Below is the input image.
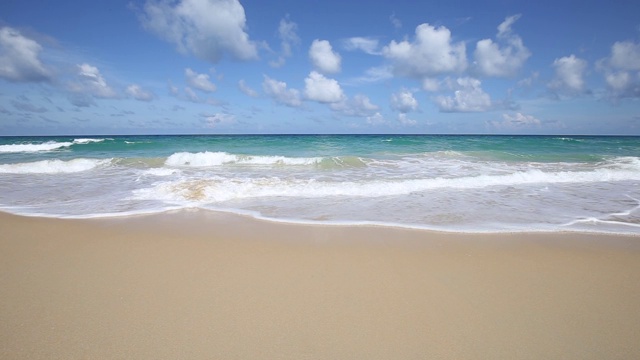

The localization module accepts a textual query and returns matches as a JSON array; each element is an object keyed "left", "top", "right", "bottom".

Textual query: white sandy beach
[{"left": 1, "top": 210, "right": 639, "bottom": 359}]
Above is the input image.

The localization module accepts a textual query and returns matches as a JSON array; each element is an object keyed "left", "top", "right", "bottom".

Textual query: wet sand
[{"left": 1, "top": 210, "right": 639, "bottom": 359}]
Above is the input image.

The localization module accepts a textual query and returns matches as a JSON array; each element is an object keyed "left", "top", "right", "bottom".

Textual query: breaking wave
[
  {"left": 0, "top": 138, "right": 108, "bottom": 153},
  {"left": 133, "top": 164, "right": 640, "bottom": 203},
  {"left": 0, "top": 158, "right": 111, "bottom": 174}
]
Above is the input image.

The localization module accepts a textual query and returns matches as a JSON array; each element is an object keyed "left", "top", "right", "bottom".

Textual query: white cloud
[
  {"left": 70, "top": 63, "right": 117, "bottom": 99},
  {"left": 435, "top": 77, "right": 492, "bottom": 112},
  {"left": 185, "top": 68, "right": 216, "bottom": 92},
  {"left": 262, "top": 75, "right": 302, "bottom": 107},
  {"left": 549, "top": 55, "right": 587, "bottom": 93},
  {"left": 605, "top": 71, "right": 631, "bottom": 91},
  {"left": 238, "top": 79, "right": 258, "bottom": 97},
  {"left": 598, "top": 40, "right": 640, "bottom": 100},
  {"left": 422, "top": 78, "right": 440, "bottom": 92},
  {"left": 309, "top": 39, "right": 341, "bottom": 74},
  {"left": 184, "top": 86, "right": 199, "bottom": 102},
  {"left": 474, "top": 15, "right": 530, "bottom": 77},
  {"left": 383, "top": 23, "right": 467, "bottom": 78},
  {"left": 352, "top": 65, "right": 393, "bottom": 84},
  {"left": 517, "top": 71, "right": 539, "bottom": 88},
  {"left": 139, "top": 0, "right": 257, "bottom": 63},
  {"left": 367, "top": 112, "right": 386, "bottom": 125},
  {"left": 330, "top": 94, "right": 379, "bottom": 117},
  {"left": 489, "top": 112, "right": 541, "bottom": 129},
  {"left": 0, "top": 26, "right": 51, "bottom": 82},
  {"left": 497, "top": 15, "right": 519, "bottom": 38},
  {"left": 397, "top": 113, "right": 417, "bottom": 126},
  {"left": 343, "top": 37, "right": 380, "bottom": 55},
  {"left": 304, "top": 71, "right": 345, "bottom": 103},
  {"left": 390, "top": 89, "right": 418, "bottom": 113},
  {"left": 270, "top": 15, "right": 299, "bottom": 67},
  {"left": 609, "top": 41, "right": 640, "bottom": 71},
  {"left": 126, "top": 84, "right": 154, "bottom": 101}
]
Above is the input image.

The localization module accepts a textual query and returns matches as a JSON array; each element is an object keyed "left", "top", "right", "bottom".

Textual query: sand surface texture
[{"left": 1, "top": 210, "right": 639, "bottom": 359}]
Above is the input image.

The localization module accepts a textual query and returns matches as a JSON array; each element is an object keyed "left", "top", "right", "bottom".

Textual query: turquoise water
[{"left": 1, "top": 135, "right": 640, "bottom": 234}]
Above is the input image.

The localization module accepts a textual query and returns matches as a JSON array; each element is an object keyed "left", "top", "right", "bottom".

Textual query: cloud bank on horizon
[{"left": 0, "top": 0, "right": 639, "bottom": 135}]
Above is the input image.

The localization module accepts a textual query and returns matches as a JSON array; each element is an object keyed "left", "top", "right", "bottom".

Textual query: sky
[{"left": 0, "top": 0, "right": 639, "bottom": 135}]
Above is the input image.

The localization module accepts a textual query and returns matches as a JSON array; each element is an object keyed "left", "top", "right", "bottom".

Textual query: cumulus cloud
[
  {"left": 390, "top": 89, "right": 418, "bottom": 113},
  {"left": 383, "top": 23, "right": 467, "bottom": 78},
  {"left": 549, "top": 55, "right": 588, "bottom": 93},
  {"left": 422, "top": 78, "right": 440, "bottom": 92},
  {"left": 605, "top": 71, "right": 633, "bottom": 91},
  {"left": 435, "top": 77, "right": 492, "bottom": 112},
  {"left": 309, "top": 40, "right": 341, "bottom": 74},
  {"left": 598, "top": 40, "right": 640, "bottom": 100},
  {"left": 609, "top": 41, "right": 640, "bottom": 70},
  {"left": 139, "top": 0, "right": 257, "bottom": 63},
  {"left": 330, "top": 94, "right": 379, "bottom": 117},
  {"left": 70, "top": 63, "right": 117, "bottom": 99},
  {"left": 126, "top": 84, "right": 154, "bottom": 101},
  {"left": 270, "top": 15, "right": 299, "bottom": 67},
  {"left": 185, "top": 68, "right": 216, "bottom": 92},
  {"left": 489, "top": 112, "right": 541, "bottom": 129},
  {"left": 262, "top": 75, "right": 302, "bottom": 107},
  {"left": 367, "top": 112, "right": 386, "bottom": 125},
  {"left": 238, "top": 79, "right": 258, "bottom": 97},
  {"left": 304, "top": 71, "right": 345, "bottom": 103},
  {"left": 397, "top": 113, "right": 417, "bottom": 126},
  {"left": 0, "top": 26, "right": 52, "bottom": 82},
  {"left": 474, "top": 15, "right": 530, "bottom": 77},
  {"left": 342, "top": 37, "right": 380, "bottom": 55}
]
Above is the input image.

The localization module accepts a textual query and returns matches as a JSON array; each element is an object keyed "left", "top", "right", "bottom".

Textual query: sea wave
[
  {"left": 0, "top": 158, "right": 111, "bottom": 174},
  {"left": 165, "top": 151, "right": 325, "bottom": 167},
  {"left": 0, "top": 141, "right": 74, "bottom": 153},
  {"left": 0, "top": 138, "right": 108, "bottom": 153},
  {"left": 72, "top": 138, "right": 109, "bottom": 144},
  {"left": 132, "top": 165, "right": 640, "bottom": 203}
]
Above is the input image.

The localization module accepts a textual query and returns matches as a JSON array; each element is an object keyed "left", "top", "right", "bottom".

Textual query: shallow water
[{"left": 1, "top": 134, "right": 639, "bottom": 234}]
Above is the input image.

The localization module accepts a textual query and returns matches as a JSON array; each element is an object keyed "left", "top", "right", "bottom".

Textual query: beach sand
[{"left": 1, "top": 210, "right": 639, "bottom": 359}]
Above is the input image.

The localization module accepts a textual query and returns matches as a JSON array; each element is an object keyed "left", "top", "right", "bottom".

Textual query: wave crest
[
  {"left": 0, "top": 138, "right": 108, "bottom": 153},
  {"left": 0, "top": 158, "right": 111, "bottom": 174},
  {"left": 133, "top": 164, "right": 640, "bottom": 204},
  {"left": 165, "top": 151, "right": 323, "bottom": 167}
]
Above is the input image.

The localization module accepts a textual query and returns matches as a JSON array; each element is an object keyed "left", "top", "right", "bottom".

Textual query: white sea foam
[
  {"left": 73, "top": 138, "right": 107, "bottom": 144},
  {"left": 0, "top": 158, "right": 111, "bottom": 174},
  {"left": 0, "top": 141, "right": 74, "bottom": 153},
  {"left": 0, "top": 138, "right": 108, "bottom": 153},
  {"left": 132, "top": 166, "right": 640, "bottom": 204},
  {"left": 165, "top": 151, "right": 322, "bottom": 167},
  {"left": 2, "top": 135, "right": 640, "bottom": 235},
  {"left": 142, "top": 168, "right": 180, "bottom": 176}
]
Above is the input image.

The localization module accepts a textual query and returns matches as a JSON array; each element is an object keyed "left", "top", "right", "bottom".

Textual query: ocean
[{"left": 1, "top": 134, "right": 639, "bottom": 234}]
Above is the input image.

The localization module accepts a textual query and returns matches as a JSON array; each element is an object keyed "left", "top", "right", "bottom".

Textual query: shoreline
[
  {"left": 3, "top": 206, "right": 640, "bottom": 237},
  {"left": 2, "top": 210, "right": 640, "bottom": 359}
]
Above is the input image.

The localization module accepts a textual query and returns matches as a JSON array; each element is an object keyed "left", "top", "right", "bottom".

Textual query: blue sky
[{"left": 1, "top": 0, "right": 639, "bottom": 135}]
